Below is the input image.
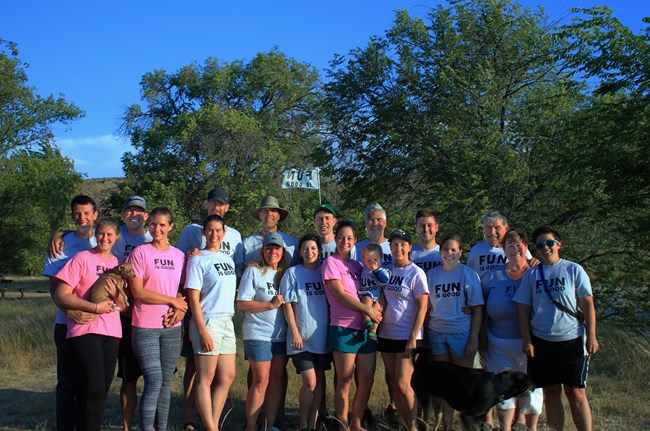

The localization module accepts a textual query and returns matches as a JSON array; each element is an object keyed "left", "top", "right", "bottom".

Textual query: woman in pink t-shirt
[
  {"left": 322, "top": 221, "right": 382, "bottom": 431},
  {"left": 53, "top": 217, "right": 126, "bottom": 431},
  {"left": 127, "top": 207, "right": 187, "bottom": 431}
]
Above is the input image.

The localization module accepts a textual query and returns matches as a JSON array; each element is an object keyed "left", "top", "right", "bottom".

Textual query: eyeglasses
[{"left": 534, "top": 239, "right": 559, "bottom": 249}]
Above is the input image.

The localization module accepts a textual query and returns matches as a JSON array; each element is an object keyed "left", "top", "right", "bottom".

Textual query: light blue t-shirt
[
  {"left": 320, "top": 239, "right": 357, "bottom": 262},
  {"left": 411, "top": 244, "right": 442, "bottom": 275},
  {"left": 43, "top": 232, "right": 97, "bottom": 324},
  {"left": 112, "top": 225, "right": 152, "bottom": 263},
  {"left": 358, "top": 267, "right": 382, "bottom": 302},
  {"left": 177, "top": 223, "right": 245, "bottom": 276},
  {"left": 427, "top": 264, "right": 483, "bottom": 333},
  {"left": 237, "top": 266, "right": 287, "bottom": 342},
  {"left": 514, "top": 259, "right": 592, "bottom": 342},
  {"left": 280, "top": 265, "right": 329, "bottom": 355},
  {"left": 185, "top": 251, "right": 237, "bottom": 319},
  {"left": 355, "top": 238, "right": 392, "bottom": 267},
  {"left": 481, "top": 268, "right": 522, "bottom": 339},
  {"left": 243, "top": 231, "right": 298, "bottom": 266}
]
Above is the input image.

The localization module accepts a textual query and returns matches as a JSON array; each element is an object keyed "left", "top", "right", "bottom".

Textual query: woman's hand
[
  {"left": 292, "top": 334, "right": 304, "bottom": 351},
  {"left": 171, "top": 296, "right": 188, "bottom": 313},
  {"left": 522, "top": 341, "right": 535, "bottom": 358},
  {"left": 465, "top": 337, "right": 478, "bottom": 359},
  {"left": 366, "top": 305, "right": 382, "bottom": 323},
  {"left": 200, "top": 329, "right": 214, "bottom": 352},
  {"left": 64, "top": 309, "right": 97, "bottom": 324},
  {"left": 163, "top": 307, "right": 186, "bottom": 327},
  {"left": 403, "top": 336, "right": 417, "bottom": 359},
  {"left": 271, "top": 295, "right": 285, "bottom": 309},
  {"left": 94, "top": 299, "right": 117, "bottom": 314}
]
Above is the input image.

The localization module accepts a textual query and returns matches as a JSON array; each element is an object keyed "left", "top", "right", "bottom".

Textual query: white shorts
[
  {"left": 189, "top": 316, "right": 236, "bottom": 356},
  {"left": 484, "top": 332, "right": 543, "bottom": 414}
]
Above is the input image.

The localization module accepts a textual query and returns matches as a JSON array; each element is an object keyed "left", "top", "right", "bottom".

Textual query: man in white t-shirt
[
  {"left": 355, "top": 203, "right": 391, "bottom": 268},
  {"left": 43, "top": 194, "right": 98, "bottom": 431},
  {"left": 410, "top": 208, "right": 442, "bottom": 275},
  {"left": 467, "top": 210, "right": 536, "bottom": 280}
]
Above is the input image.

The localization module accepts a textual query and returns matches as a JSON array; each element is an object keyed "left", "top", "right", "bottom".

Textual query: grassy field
[{"left": 1, "top": 278, "right": 649, "bottom": 430}]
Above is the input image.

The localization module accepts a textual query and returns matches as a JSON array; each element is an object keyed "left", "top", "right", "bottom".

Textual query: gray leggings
[{"left": 132, "top": 326, "right": 182, "bottom": 431}]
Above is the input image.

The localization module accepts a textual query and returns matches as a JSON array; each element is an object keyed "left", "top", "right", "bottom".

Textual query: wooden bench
[{"left": 0, "top": 279, "right": 24, "bottom": 299}]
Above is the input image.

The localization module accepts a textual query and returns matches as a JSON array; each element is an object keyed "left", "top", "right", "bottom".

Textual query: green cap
[{"left": 314, "top": 203, "right": 337, "bottom": 218}]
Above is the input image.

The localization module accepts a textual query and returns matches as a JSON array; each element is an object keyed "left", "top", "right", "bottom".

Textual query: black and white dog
[{"left": 411, "top": 347, "right": 532, "bottom": 431}]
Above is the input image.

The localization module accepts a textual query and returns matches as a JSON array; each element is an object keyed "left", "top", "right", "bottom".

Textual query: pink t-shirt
[
  {"left": 128, "top": 243, "right": 185, "bottom": 329},
  {"left": 322, "top": 253, "right": 365, "bottom": 330},
  {"left": 55, "top": 249, "right": 122, "bottom": 339}
]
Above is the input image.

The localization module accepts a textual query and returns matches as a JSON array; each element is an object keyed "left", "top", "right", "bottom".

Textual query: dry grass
[{"left": 1, "top": 295, "right": 648, "bottom": 430}]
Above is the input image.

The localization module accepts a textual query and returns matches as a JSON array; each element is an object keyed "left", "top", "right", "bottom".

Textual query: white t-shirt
[
  {"left": 411, "top": 244, "right": 442, "bottom": 275},
  {"left": 513, "top": 259, "right": 592, "bottom": 342},
  {"left": 185, "top": 250, "right": 237, "bottom": 319},
  {"left": 243, "top": 231, "right": 298, "bottom": 266},
  {"left": 43, "top": 232, "right": 97, "bottom": 324},
  {"left": 237, "top": 266, "right": 287, "bottom": 341},
  {"left": 280, "top": 265, "right": 329, "bottom": 355},
  {"left": 177, "top": 223, "right": 244, "bottom": 276},
  {"left": 112, "top": 225, "right": 152, "bottom": 263},
  {"left": 355, "top": 238, "right": 391, "bottom": 267},
  {"left": 467, "top": 240, "right": 532, "bottom": 279},
  {"left": 427, "top": 264, "right": 483, "bottom": 333},
  {"left": 380, "top": 262, "right": 429, "bottom": 340}
]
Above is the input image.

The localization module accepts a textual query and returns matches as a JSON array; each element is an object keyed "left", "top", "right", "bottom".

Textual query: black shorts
[
  {"left": 528, "top": 335, "right": 590, "bottom": 388},
  {"left": 117, "top": 314, "right": 142, "bottom": 382},
  {"left": 377, "top": 337, "right": 422, "bottom": 353},
  {"left": 291, "top": 351, "right": 332, "bottom": 374}
]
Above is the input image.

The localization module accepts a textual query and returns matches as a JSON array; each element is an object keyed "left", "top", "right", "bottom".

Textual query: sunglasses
[{"left": 535, "top": 239, "right": 559, "bottom": 249}]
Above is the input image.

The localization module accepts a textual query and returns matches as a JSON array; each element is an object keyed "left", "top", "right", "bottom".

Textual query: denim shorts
[
  {"left": 427, "top": 328, "right": 470, "bottom": 359},
  {"left": 291, "top": 351, "right": 332, "bottom": 374},
  {"left": 244, "top": 340, "right": 286, "bottom": 362}
]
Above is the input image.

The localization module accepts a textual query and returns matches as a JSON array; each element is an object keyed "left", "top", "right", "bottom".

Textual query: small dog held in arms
[
  {"left": 411, "top": 347, "right": 532, "bottom": 431},
  {"left": 89, "top": 263, "right": 135, "bottom": 310}
]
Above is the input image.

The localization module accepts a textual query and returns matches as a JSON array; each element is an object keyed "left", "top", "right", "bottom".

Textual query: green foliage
[
  {"left": 0, "top": 145, "right": 83, "bottom": 275},
  {"left": 0, "top": 39, "right": 83, "bottom": 157},
  {"left": 118, "top": 50, "right": 325, "bottom": 237},
  {"left": 0, "top": 40, "right": 84, "bottom": 275}
]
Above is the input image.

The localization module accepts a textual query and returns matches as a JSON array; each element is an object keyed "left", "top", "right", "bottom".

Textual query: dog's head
[
  {"left": 412, "top": 345, "right": 431, "bottom": 370},
  {"left": 114, "top": 263, "right": 136, "bottom": 278},
  {"left": 495, "top": 371, "right": 533, "bottom": 402}
]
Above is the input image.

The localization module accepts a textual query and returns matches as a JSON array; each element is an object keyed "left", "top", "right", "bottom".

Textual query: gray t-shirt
[
  {"left": 237, "top": 266, "right": 287, "bottom": 342},
  {"left": 427, "top": 264, "right": 483, "bottom": 333},
  {"left": 185, "top": 250, "right": 237, "bottom": 319}
]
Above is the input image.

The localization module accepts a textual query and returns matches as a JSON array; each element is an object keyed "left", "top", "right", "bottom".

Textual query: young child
[{"left": 359, "top": 243, "right": 391, "bottom": 341}]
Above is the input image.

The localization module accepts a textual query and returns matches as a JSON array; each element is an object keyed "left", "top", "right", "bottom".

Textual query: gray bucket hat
[{"left": 251, "top": 196, "right": 289, "bottom": 221}]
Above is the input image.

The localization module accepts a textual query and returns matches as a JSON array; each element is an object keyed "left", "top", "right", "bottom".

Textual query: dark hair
[
  {"left": 440, "top": 232, "right": 462, "bottom": 250},
  {"left": 503, "top": 228, "right": 528, "bottom": 247},
  {"left": 531, "top": 225, "right": 561, "bottom": 242},
  {"left": 335, "top": 220, "right": 357, "bottom": 238},
  {"left": 94, "top": 217, "right": 120, "bottom": 235},
  {"left": 203, "top": 214, "right": 225, "bottom": 230},
  {"left": 297, "top": 234, "right": 322, "bottom": 265},
  {"left": 71, "top": 195, "right": 97, "bottom": 212},
  {"left": 415, "top": 208, "right": 438, "bottom": 223},
  {"left": 150, "top": 207, "right": 174, "bottom": 224}
]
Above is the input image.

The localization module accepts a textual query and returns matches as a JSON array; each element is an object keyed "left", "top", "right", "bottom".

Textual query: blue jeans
[{"left": 132, "top": 326, "right": 182, "bottom": 431}]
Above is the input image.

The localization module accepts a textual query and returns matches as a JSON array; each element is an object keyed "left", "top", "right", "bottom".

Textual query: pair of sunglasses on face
[{"left": 534, "top": 239, "right": 559, "bottom": 249}]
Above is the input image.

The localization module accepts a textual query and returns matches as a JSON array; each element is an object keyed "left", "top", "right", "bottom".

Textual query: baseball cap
[
  {"left": 123, "top": 196, "right": 147, "bottom": 211},
  {"left": 207, "top": 188, "right": 230, "bottom": 204},
  {"left": 263, "top": 232, "right": 285, "bottom": 247},
  {"left": 314, "top": 203, "right": 337, "bottom": 218},
  {"left": 389, "top": 229, "right": 412, "bottom": 244}
]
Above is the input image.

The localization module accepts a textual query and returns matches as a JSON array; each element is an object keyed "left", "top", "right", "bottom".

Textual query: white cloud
[{"left": 55, "top": 134, "right": 133, "bottom": 179}]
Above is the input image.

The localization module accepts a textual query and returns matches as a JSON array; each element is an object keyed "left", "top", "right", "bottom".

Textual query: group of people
[{"left": 44, "top": 190, "right": 599, "bottom": 431}]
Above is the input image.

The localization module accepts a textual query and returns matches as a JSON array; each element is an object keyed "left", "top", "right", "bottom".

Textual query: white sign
[{"left": 282, "top": 169, "right": 320, "bottom": 190}]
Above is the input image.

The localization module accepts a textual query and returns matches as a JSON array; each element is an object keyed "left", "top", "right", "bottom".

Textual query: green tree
[
  {"left": 118, "top": 50, "right": 325, "bottom": 239},
  {"left": 0, "top": 40, "right": 84, "bottom": 275},
  {"left": 0, "top": 39, "right": 83, "bottom": 156}
]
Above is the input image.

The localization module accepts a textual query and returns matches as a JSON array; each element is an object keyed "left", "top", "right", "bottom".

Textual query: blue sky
[{"left": 3, "top": 1, "right": 647, "bottom": 178}]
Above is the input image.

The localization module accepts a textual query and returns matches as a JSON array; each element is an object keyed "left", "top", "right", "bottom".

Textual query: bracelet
[{"left": 94, "top": 303, "right": 98, "bottom": 313}]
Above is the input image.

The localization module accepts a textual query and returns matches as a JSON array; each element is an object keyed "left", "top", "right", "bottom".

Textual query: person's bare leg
[
  {"left": 564, "top": 386, "right": 592, "bottom": 431},
  {"left": 350, "top": 352, "right": 376, "bottom": 431},
  {"left": 543, "top": 385, "right": 565, "bottom": 431},
  {"left": 212, "top": 354, "right": 236, "bottom": 430},
  {"left": 120, "top": 380, "right": 138, "bottom": 431},
  {"left": 333, "top": 351, "right": 356, "bottom": 430}
]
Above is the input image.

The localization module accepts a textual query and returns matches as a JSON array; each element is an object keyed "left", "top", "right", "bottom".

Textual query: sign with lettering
[{"left": 281, "top": 169, "right": 320, "bottom": 190}]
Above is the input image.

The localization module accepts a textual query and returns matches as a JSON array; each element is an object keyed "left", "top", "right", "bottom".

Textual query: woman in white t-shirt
[
  {"left": 186, "top": 214, "right": 238, "bottom": 431},
  {"left": 378, "top": 229, "right": 429, "bottom": 431},
  {"left": 237, "top": 232, "right": 289, "bottom": 431}
]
